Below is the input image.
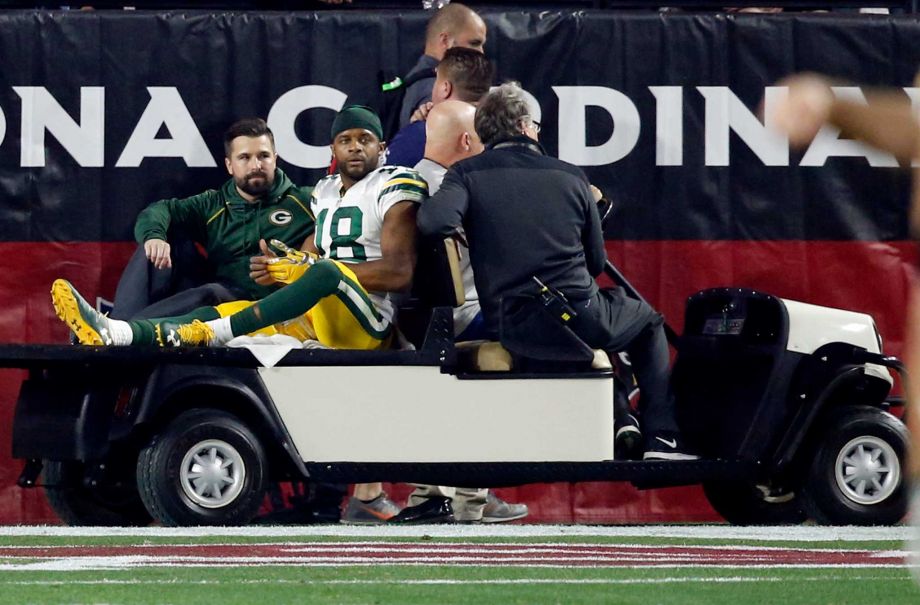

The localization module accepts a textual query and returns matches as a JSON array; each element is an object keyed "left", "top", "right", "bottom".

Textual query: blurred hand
[
  {"left": 770, "top": 73, "right": 835, "bottom": 148},
  {"left": 144, "top": 238, "right": 172, "bottom": 270}
]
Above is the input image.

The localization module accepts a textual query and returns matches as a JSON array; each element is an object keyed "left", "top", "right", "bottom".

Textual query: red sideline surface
[
  {"left": 0, "top": 542, "right": 905, "bottom": 568},
  {"left": 0, "top": 240, "right": 913, "bottom": 525}
]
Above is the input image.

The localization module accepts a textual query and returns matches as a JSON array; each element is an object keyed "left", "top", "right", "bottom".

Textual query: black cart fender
[
  {"left": 771, "top": 343, "right": 902, "bottom": 473},
  {"left": 131, "top": 363, "right": 310, "bottom": 480}
]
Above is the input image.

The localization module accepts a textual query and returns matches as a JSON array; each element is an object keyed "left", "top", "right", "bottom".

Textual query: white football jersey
[
  {"left": 414, "top": 158, "right": 480, "bottom": 336},
  {"left": 311, "top": 166, "right": 427, "bottom": 321}
]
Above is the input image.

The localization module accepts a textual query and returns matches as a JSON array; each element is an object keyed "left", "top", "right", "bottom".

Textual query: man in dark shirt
[
  {"left": 399, "top": 3, "right": 487, "bottom": 128},
  {"left": 417, "top": 82, "right": 697, "bottom": 461},
  {"left": 386, "top": 46, "right": 493, "bottom": 168}
]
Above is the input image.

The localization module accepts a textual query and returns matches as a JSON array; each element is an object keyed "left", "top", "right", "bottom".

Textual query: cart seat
[{"left": 456, "top": 340, "right": 611, "bottom": 373}]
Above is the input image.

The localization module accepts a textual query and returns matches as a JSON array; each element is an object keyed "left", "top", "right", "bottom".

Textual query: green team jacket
[{"left": 134, "top": 168, "right": 315, "bottom": 301}]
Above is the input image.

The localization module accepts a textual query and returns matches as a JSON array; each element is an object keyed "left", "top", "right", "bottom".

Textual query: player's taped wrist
[{"left": 265, "top": 239, "right": 318, "bottom": 284}]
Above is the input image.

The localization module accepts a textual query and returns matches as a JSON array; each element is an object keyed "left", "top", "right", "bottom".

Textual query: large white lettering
[
  {"left": 699, "top": 86, "right": 788, "bottom": 167},
  {"left": 649, "top": 86, "right": 682, "bottom": 166},
  {"left": 267, "top": 85, "right": 347, "bottom": 169},
  {"left": 800, "top": 87, "right": 898, "bottom": 168},
  {"left": 902, "top": 86, "right": 920, "bottom": 113},
  {"left": 116, "top": 87, "right": 215, "bottom": 168},
  {"left": 898, "top": 87, "right": 920, "bottom": 167},
  {"left": 15, "top": 86, "right": 104, "bottom": 167},
  {"left": 3, "top": 84, "right": 918, "bottom": 170},
  {"left": 553, "top": 86, "right": 640, "bottom": 166}
]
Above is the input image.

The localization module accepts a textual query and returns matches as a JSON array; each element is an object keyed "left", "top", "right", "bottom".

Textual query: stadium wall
[{"left": 0, "top": 8, "right": 915, "bottom": 524}]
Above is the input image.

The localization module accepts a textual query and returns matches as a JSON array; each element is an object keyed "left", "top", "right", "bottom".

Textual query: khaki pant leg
[
  {"left": 451, "top": 487, "right": 488, "bottom": 522},
  {"left": 407, "top": 484, "right": 456, "bottom": 507}
]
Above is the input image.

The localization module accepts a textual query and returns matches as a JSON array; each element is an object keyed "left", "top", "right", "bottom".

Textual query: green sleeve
[
  {"left": 284, "top": 185, "right": 317, "bottom": 249},
  {"left": 133, "top": 190, "right": 220, "bottom": 244},
  {"left": 288, "top": 185, "right": 316, "bottom": 222}
]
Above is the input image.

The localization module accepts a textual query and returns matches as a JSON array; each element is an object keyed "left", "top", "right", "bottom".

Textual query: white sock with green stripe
[{"left": 107, "top": 318, "right": 134, "bottom": 346}]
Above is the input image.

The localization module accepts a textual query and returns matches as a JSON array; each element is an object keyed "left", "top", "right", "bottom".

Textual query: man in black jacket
[{"left": 417, "top": 82, "right": 697, "bottom": 461}]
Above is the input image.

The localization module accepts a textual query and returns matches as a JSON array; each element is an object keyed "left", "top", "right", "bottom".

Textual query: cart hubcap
[
  {"left": 179, "top": 439, "right": 245, "bottom": 508},
  {"left": 834, "top": 435, "right": 900, "bottom": 506}
]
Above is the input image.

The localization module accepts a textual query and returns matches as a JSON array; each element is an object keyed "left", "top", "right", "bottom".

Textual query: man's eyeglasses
[{"left": 522, "top": 116, "right": 541, "bottom": 135}]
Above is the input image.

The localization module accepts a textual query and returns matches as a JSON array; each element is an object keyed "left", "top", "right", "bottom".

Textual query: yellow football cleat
[
  {"left": 50, "top": 279, "right": 113, "bottom": 346},
  {"left": 155, "top": 320, "right": 215, "bottom": 347}
]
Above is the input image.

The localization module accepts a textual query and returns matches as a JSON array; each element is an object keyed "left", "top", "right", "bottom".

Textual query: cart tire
[
  {"left": 802, "top": 406, "right": 908, "bottom": 526},
  {"left": 136, "top": 409, "right": 267, "bottom": 526},
  {"left": 43, "top": 460, "right": 151, "bottom": 527},
  {"left": 703, "top": 481, "right": 807, "bottom": 525}
]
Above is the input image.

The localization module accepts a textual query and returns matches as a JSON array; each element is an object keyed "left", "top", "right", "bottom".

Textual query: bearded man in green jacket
[{"left": 112, "top": 118, "right": 315, "bottom": 319}]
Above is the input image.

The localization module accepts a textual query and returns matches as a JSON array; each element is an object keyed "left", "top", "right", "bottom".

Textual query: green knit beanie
[{"left": 331, "top": 105, "right": 383, "bottom": 142}]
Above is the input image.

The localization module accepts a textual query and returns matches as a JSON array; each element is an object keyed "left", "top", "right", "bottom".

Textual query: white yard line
[
  {"left": 0, "top": 576, "right": 909, "bottom": 586},
  {"left": 0, "top": 525, "right": 912, "bottom": 541},
  {"left": 1, "top": 561, "right": 913, "bottom": 571},
  {"left": 0, "top": 541, "right": 907, "bottom": 553}
]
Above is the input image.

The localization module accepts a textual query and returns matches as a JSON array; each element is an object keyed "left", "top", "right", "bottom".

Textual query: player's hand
[
  {"left": 590, "top": 184, "right": 615, "bottom": 227},
  {"left": 410, "top": 102, "right": 434, "bottom": 123},
  {"left": 144, "top": 238, "right": 172, "bottom": 270},
  {"left": 589, "top": 185, "right": 603, "bottom": 203},
  {"left": 269, "top": 239, "right": 315, "bottom": 265},
  {"left": 264, "top": 239, "right": 318, "bottom": 285},
  {"left": 249, "top": 239, "right": 278, "bottom": 286},
  {"left": 770, "top": 73, "right": 834, "bottom": 148}
]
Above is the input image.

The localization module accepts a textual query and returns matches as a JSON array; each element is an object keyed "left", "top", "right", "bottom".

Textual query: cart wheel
[
  {"left": 137, "top": 408, "right": 267, "bottom": 526},
  {"left": 43, "top": 460, "right": 152, "bottom": 527},
  {"left": 802, "top": 406, "right": 908, "bottom": 526},
  {"left": 703, "top": 480, "right": 807, "bottom": 525}
]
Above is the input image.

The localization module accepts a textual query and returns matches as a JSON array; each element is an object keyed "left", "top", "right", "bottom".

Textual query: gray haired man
[{"left": 418, "top": 83, "right": 697, "bottom": 461}]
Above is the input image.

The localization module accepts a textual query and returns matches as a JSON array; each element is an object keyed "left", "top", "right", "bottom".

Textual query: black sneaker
[
  {"left": 388, "top": 496, "right": 455, "bottom": 524},
  {"left": 614, "top": 413, "right": 642, "bottom": 460},
  {"left": 643, "top": 431, "right": 700, "bottom": 461}
]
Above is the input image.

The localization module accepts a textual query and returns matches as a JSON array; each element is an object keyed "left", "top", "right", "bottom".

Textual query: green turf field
[{"left": 0, "top": 526, "right": 915, "bottom": 605}]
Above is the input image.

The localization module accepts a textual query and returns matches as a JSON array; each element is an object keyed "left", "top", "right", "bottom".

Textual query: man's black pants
[
  {"left": 111, "top": 241, "right": 246, "bottom": 320},
  {"left": 568, "top": 288, "right": 678, "bottom": 436}
]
